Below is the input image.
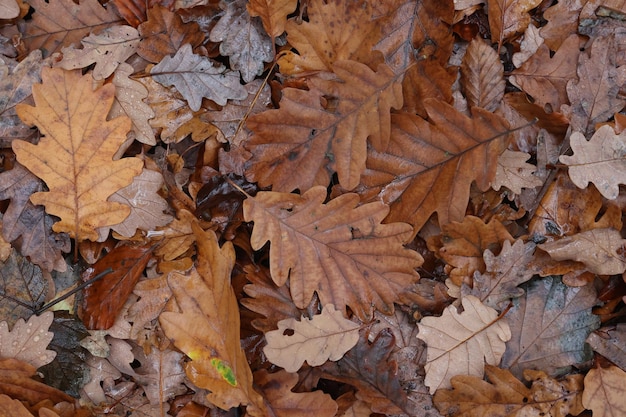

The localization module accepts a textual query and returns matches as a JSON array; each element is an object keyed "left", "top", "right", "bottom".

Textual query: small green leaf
[{"left": 211, "top": 357, "right": 237, "bottom": 386}]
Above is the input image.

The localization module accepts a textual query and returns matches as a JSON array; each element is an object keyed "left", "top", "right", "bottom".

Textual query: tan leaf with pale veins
[
  {"left": 246, "top": 0, "right": 297, "bottom": 40},
  {"left": 560, "top": 125, "right": 626, "bottom": 200},
  {"left": 460, "top": 38, "right": 505, "bottom": 112},
  {"left": 263, "top": 304, "right": 360, "bottom": 372},
  {"left": 0, "top": 312, "right": 56, "bottom": 368},
  {"left": 56, "top": 25, "right": 140, "bottom": 80},
  {"left": 159, "top": 225, "right": 266, "bottom": 415},
  {"left": 0, "top": 0, "right": 19, "bottom": 19},
  {"left": 583, "top": 366, "right": 626, "bottom": 417},
  {"left": 12, "top": 68, "right": 143, "bottom": 241},
  {"left": 243, "top": 186, "right": 422, "bottom": 321},
  {"left": 417, "top": 295, "right": 511, "bottom": 394},
  {"left": 538, "top": 228, "right": 626, "bottom": 275},
  {"left": 493, "top": 149, "right": 543, "bottom": 194}
]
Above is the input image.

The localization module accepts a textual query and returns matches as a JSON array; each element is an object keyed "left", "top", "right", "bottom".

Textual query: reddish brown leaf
[
  {"left": 0, "top": 358, "right": 73, "bottom": 406},
  {"left": 246, "top": 0, "right": 297, "bottom": 40},
  {"left": 460, "top": 37, "right": 505, "bottom": 112},
  {"left": 111, "top": 0, "right": 175, "bottom": 27},
  {"left": 80, "top": 243, "right": 154, "bottom": 330}
]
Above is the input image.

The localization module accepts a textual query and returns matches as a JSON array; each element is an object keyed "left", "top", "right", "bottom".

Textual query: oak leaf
[
  {"left": 0, "top": 394, "right": 33, "bottom": 417},
  {"left": 56, "top": 25, "right": 140, "bottom": 80},
  {"left": 246, "top": 0, "right": 297, "bottom": 40},
  {"left": 583, "top": 366, "right": 626, "bottom": 417},
  {"left": 264, "top": 304, "right": 360, "bottom": 372},
  {"left": 0, "top": 358, "right": 73, "bottom": 406},
  {"left": 538, "top": 228, "right": 626, "bottom": 275},
  {"left": 243, "top": 186, "right": 422, "bottom": 320},
  {"left": 0, "top": 312, "right": 56, "bottom": 368},
  {"left": 586, "top": 324, "right": 626, "bottom": 371},
  {"left": 209, "top": 0, "right": 273, "bottom": 83},
  {"left": 512, "top": 24, "right": 544, "bottom": 68},
  {"left": 159, "top": 225, "right": 266, "bottom": 414},
  {"left": 254, "top": 369, "right": 338, "bottom": 417},
  {"left": 417, "top": 295, "right": 511, "bottom": 394},
  {"left": 126, "top": 275, "right": 171, "bottom": 340},
  {"left": 0, "top": 0, "right": 19, "bottom": 19},
  {"left": 245, "top": 60, "right": 403, "bottom": 192},
  {"left": 460, "top": 37, "right": 505, "bottom": 112},
  {"left": 12, "top": 68, "right": 143, "bottom": 241},
  {"left": 18, "top": 0, "right": 122, "bottom": 57},
  {"left": 493, "top": 149, "right": 543, "bottom": 195},
  {"left": 358, "top": 100, "right": 511, "bottom": 233},
  {"left": 151, "top": 44, "right": 247, "bottom": 112},
  {"left": 501, "top": 276, "right": 600, "bottom": 378},
  {"left": 488, "top": 0, "right": 543, "bottom": 47},
  {"left": 540, "top": 0, "right": 582, "bottom": 50},
  {"left": 560, "top": 126, "right": 626, "bottom": 200},
  {"left": 0, "top": 251, "right": 46, "bottom": 326}
]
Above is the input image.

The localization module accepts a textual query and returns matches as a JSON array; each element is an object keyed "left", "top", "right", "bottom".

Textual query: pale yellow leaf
[
  {"left": 583, "top": 366, "right": 626, "bottom": 417},
  {"left": 0, "top": 312, "right": 56, "bottom": 368}
]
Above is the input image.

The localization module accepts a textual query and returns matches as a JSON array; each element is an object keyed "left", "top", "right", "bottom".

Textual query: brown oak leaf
[
  {"left": 493, "top": 149, "right": 543, "bottom": 195},
  {"left": 487, "top": 0, "right": 543, "bottom": 47},
  {"left": 460, "top": 37, "right": 505, "bottom": 112},
  {"left": 0, "top": 312, "right": 56, "bottom": 368},
  {"left": 583, "top": 366, "right": 626, "bottom": 417},
  {"left": 246, "top": 0, "right": 297, "bottom": 41}
]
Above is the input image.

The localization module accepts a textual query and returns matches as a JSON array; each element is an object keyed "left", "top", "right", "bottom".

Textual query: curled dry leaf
[
  {"left": 417, "top": 295, "right": 511, "bottom": 394},
  {"left": 263, "top": 304, "right": 360, "bottom": 372}
]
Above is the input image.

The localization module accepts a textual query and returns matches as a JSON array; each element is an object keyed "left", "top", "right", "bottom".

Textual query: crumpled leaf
[
  {"left": 0, "top": 312, "right": 56, "bottom": 368},
  {"left": 488, "top": 0, "right": 543, "bottom": 46},
  {"left": 245, "top": 60, "right": 403, "bottom": 192},
  {"left": 56, "top": 25, "right": 140, "bottom": 80},
  {"left": 151, "top": 44, "right": 247, "bottom": 112},
  {"left": 560, "top": 125, "right": 626, "bottom": 200},
  {"left": 538, "top": 228, "right": 626, "bottom": 275},
  {"left": 493, "top": 149, "right": 543, "bottom": 195},
  {"left": 583, "top": 366, "right": 626, "bottom": 417},
  {"left": 417, "top": 295, "right": 511, "bottom": 394},
  {"left": 501, "top": 276, "right": 600, "bottom": 378},
  {"left": 246, "top": 0, "right": 297, "bottom": 40},
  {"left": 254, "top": 369, "right": 338, "bottom": 417},
  {"left": 243, "top": 186, "right": 422, "bottom": 321},
  {"left": 460, "top": 37, "right": 505, "bottom": 112},
  {"left": 263, "top": 304, "right": 360, "bottom": 372},
  {"left": 12, "top": 68, "right": 143, "bottom": 241},
  {"left": 209, "top": 0, "right": 273, "bottom": 83},
  {"left": 18, "top": 0, "right": 121, "bottom": 57},
  {"left": 159, "top": 225, "right": 266, "bottom": 415},
  {"left": 0, "top": 358, "right": 73, "bottom": 406}
]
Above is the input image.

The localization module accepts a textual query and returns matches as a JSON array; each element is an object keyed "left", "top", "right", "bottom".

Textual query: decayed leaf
[
  {"left": 467, "top": 239, "right": 536, "bottom": 309},
  {"left": 246, "top": 0, "right": 297, "bottom": 40},
  {"left": 110, "top": 62, "right": 156, "bottom": 145},
  {"left": 417, "top": 295, "right": 511, "bottom": 394},
  {"left": 488, "top": 0, "right": 543, "bottom": 46},
  {"left": 243, "top": 186, "right": 422, "bottom": 320},
  {"left": 358, "top": 100, "right": 511, "bottom": 233},
  {"left": 19, "top": 0, "right": 122, "bottom": 57},
  {"left": 493, "top": 149, "right": 543, "bottom": 194},
  {"left": 254, "top": 369, "right": 338, "bottom": 417},
  {"left": 460, "top": 37, "right": 505, "bottom": 112},
  {"left": 264, "top": 304, "right": 360, "bottom": 372},
  {"left": 0, "top": 312, "right": 56, "bottom": 368},
  {"left": 0, "top": 251, "right": 46, "bottom": 327},
  {"left": 0, "top": 358, "right": 73, "bottom": 406},
  {"left": 151, "top": 44, "right": 247, "bottom": 112},
  {"left": 245, "top": 60, "right": 403, "bottom": 192},
  {"left": 586, "top": 324, "right": 626, "bottom": 370},
  {"left": 583, "top": 366, "right": 626, "bottom": 417},
  {"left": 56, "top": 25, "right": 140, "bottom": 80},
  {"left": 501, "top": 276, "right": 600, "bottom": 378},
  {"left": 159, "top": 225, "right": 266, "bottom": 414},
  {"left": 560, "top": 126, "right": 626, "bottom": 200},
  {"left": 209, "top": 0, "right": 273, "bottom": 83},
  {"left": 276, "top": 0, "right": 381, "bottom": 75},
  {"left": 12, "top": 68, "right": 143, "bottom": 241},
  {"left": 509, "top": 34, "right": 580, "bottom": 110},
  {"left": 538, "top": 228, "right": 626, "bottom": 275}
]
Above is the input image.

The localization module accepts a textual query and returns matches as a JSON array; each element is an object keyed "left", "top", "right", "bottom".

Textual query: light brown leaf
[
  {"left": 586, "top": 324, "right": 626, "bottom": 371},
  {"left": 460, "top": 37, "right": 505, "bottom": 112},
  {"left": 583, "top": 366, "right": 626, "bottom": 417},
  {"left": 417, "top": 295, "right": 511, "bottom": 394},
  {"left": 126, "top": 275, "right": 172, "bottom": 340},
  {"left": 0, "top": 394, "right": 34, "bottom": 417},
  {"left": 538, "top": 228, "right": 626, "bottom": 275},
  {"left": 264, "top": 304, "right": 360, "bottom": 372},
  {"left": 0, "top": 358, "right": 73, "bottom": 406},
  {"left": 159, "top": 225, "right": 266, "bottom": 414},
  {"left": 512, "top": 24, "right": 544, "bottom": 68},
  {"left": 0, "top": 0, "right": 19, "bottom": 19},
  {"left": 560, "top": 125, "right": 626, "bottom": 200},
  {"left": 246, "top": 0, "right": 297, "bottom": 40},
  {"left": 493, "top": 149, "right": 543, "bottom": 195},
  {"left": 0, "top": 312, "right": 56, "bottom": 368},
  {"left": 488, "top": 0, "right": 543, "bottom": 47},
  {"left": 243, "top": 186, "right": 422, "bottom": 320},
  {"left": 245, "top": 60, "right": 403, "bottom": 192},
  {"left": 540, "top": 0, "right": 582, "bottom": 50},
  {"left": 12, "top": 68, "right": 143, "bottom": 241}
]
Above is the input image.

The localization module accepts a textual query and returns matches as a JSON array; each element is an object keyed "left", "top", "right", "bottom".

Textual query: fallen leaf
[
  {"left": 488, "top": 0, "right": 543, "bottom": 47},
  {"left": 0, "top": 0, "right": 19, "bottom": 19},
  {"left": 151, "top": 44, "right": 247, "bottom": 111},
  {"left": 243, "top": 186, "right": 422, "bottom": 320},
  {"left": 111, "top": 0, "right": 175, "bottom": 27},
  {"left": 560, "top": 125, "right": 626, "bottom": 200},
  {"left": 501, "top": 276, "right": 600, "bottom": 378},
  {"left": 583, "top": 366, "right": 626, "bottom": 417},
  {"left": 246, "top": 0, "right": 297, "bottom": 40},
  {"left": 0, "top": 358, "right": 73, "bottom": 406},
  {"left": 460, "top": 37, "right": 505, "bottom": 112},
  {"left": 126, "top": 275, "right": 172, "bottom": 340},
  {"left": 0, "top": 312, "right": 56, "bottom": 368},
  {"left": 586, "top": 324, "right": 626, "bottom": 371},
  {"left": 56, "top": 25, "right": 140, "bottom": 80},
  {"left": 12, "top": 68, "right": 143, "bottom": 241},
  {"left": 493, "top": 149, "right": 543, "bottom": 195},
  {"left": 540, "top": 0, "right": 582, "bottom": 50},
  {"left": 512, "top": 24, "right": 544, "bottom": 68},
  {"left": 263, "top": 304, "right": 360, "bottom": 372},
  {"left": 0, "top": 251, "right": 46, "bottom": 327},
  {"left": 417, "top": 295, "right": 511, "bottom": 394},
  {"left": 0, "top": 394, "right": 33, "bottom": 417}
]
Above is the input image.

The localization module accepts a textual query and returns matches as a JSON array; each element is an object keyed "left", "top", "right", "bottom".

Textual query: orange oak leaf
[
  {"left": 583, "top": 366, "right": 626, "bottom": 417},
  {"left": 243, "top": 186, "right": 423, "bottom": 320},
  {"left": 246, "top": 0, "right": 297, "bottom": 41},
  {"left": 159, "top": 225, "right": 266, "bottom": 415},
  {"left": 245, "top": 60, "right": 403, "bottom": 192},
  {"left": 487, "top": 0, "right": 542, "bottom": 48},
  {"left": 357, "top": 99, "right": 512, "bottom": 234},
  {"left": 460, "top": 37, "right": 505, "bottom": 112},
  {"left": 12, "top": 68, "right": 143, "bottom": 241}
]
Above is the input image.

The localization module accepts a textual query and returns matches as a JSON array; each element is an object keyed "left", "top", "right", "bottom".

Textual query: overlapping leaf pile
[{"left": 0, "top": 0, "right": 626, "bottom": 416}]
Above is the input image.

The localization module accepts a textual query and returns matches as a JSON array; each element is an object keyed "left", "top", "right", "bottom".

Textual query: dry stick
[{"left": 36, "top": 267, "right": 113, "bottom": 314}]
